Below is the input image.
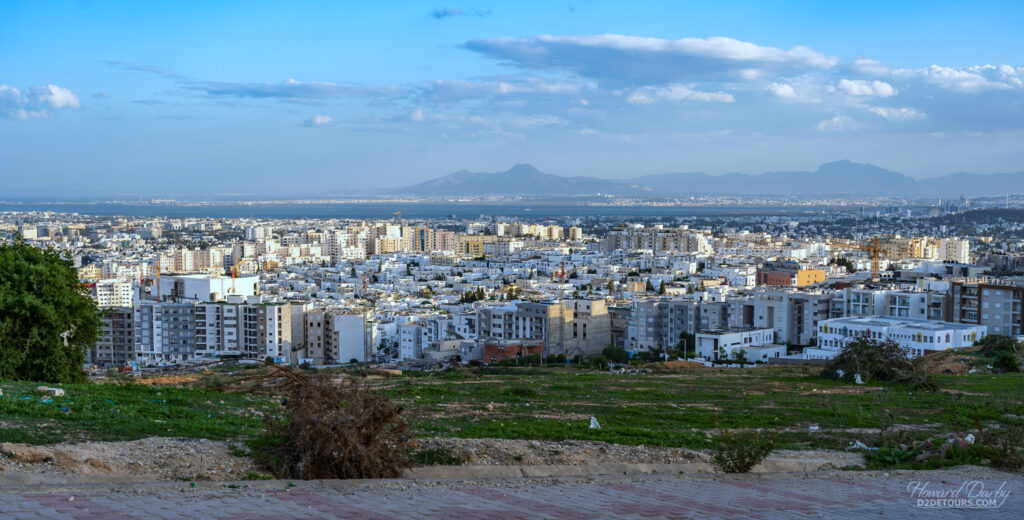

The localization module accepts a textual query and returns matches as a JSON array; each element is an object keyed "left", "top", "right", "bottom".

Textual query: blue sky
[{"left": 2, "top": 0, "right": 1023, "bottom": 198}]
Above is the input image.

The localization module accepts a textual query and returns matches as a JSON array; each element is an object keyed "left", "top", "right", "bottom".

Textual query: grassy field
[
  {"left": 385, "top": 366, "right": 1023, "bottom": 452},
  {"left": 0, "top": 379, "right": 271, "bottom": 445},
  {"left": 1, "top": 364, "right": 1020, "bottom": 461}
]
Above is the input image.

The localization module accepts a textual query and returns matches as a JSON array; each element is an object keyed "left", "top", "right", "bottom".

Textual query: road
[{"left": 0, "top": 468, "right": 1018, "bottom": 519}]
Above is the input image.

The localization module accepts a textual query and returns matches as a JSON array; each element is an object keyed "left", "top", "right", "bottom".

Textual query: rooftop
[{"left": 823, "top": 315, "right": 982, "bottom": 331}]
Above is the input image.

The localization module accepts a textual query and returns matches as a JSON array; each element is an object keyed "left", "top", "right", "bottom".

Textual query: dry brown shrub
[{"left": 257, "top": 374, "right": 411, "bottom": 479}]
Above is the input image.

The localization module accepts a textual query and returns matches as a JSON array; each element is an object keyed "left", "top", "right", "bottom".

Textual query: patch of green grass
[
  {"left": 410, "top": 447, "right": 467, "bottom": 466},
  {"left": 241, "top": 471, "right": 274, "bottom": 480},
  {"left": 381, "top": 366, "right": 1024, "bottom": 452},
  {"left": 0, "top": 380, "right": 273, "bottom": 445},
  {"left": 1, "top": 365, "right": 1021, "bottom": 472}
]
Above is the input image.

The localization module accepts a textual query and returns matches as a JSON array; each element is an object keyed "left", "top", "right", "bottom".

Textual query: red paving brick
[{"left": 0, "top": 470, "right": 1018, "bottom": 520}]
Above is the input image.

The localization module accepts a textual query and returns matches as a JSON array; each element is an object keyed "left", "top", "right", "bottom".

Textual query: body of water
[{"left": 0, "top": 202, "right": 861, "bottom": 219}]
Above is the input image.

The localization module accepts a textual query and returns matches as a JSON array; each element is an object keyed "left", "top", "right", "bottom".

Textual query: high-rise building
[{"left": 93, "top": 279, "right": 135, "bottom": 308}]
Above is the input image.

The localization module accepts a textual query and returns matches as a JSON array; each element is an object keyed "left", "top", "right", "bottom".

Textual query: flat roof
[{"left": 823, "top": 315, "right": 981, "bottom": 331}]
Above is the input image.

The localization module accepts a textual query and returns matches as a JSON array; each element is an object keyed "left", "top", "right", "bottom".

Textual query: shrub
[
  {"left": 992, "top": 350, "right": 1020, "bottom": 372},
  {"left": 544, "top": 354, "right": 564, "bottom": 364},
  {"left": 989, "top": 421, "right": 1024, "bottom": 471},
  {"left": 504, "top": 385, "right": 538, "bottom": 398},
  {"left": 602, "top": 346, "right": 630, "bottom": 364},
  {"left": 977, "top": 335, "right": 1019, "bottom": 356},
  {"left": 591, "top": 355, "right": 610, "bottom": 370},
  {"left": 821, "top": 338, "right": 936, "bottom": 390},
  {"left": 710, "top": 428, "right": 776, "bottom": 473},
  {"left": 411, "top": 447, "right": 467, "bottom": 466},
  {"left": 255, "top": 375, "right": 411, "bottom": 479}
]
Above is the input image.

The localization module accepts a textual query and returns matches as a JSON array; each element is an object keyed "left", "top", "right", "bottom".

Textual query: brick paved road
[{"left": 0, "top": 470, "right": 1019, "bottom": 519}]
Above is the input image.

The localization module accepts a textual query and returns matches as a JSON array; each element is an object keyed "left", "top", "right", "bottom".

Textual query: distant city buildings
[{"left": 4, "top": 206, "right": 1015, "bottom": 368}]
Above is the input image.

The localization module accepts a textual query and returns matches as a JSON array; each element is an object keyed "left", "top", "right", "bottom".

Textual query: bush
[
  {"left": 255, "top": 375, "right": 411, "bottom": 479},
  {"left": 821, "top": 338, "right": 936, "bottom": 390},
  {"left": 602, "top": 346, "right": 630, "bottom": 364},
  {"left": 990, "top": 421, "right": 1024, "bottom": 471},
  {"left": 411, "top": 447, "right": 467, "bottom": 466},
  {"left": 710, "top": 428, "right": 776, "bottom": 473},
  {"left": 992, "top": 350, "right": 1020, "bottom": 372},
  {"left": 544, "top": 354, "right": 564, "bottom": 364},
  {"left": 591, "top": 355, "right": 609, "bottom": 370},
  {"left": 977, "top": 335, "right": 1019, "bottom": 356},
  {"left": 504, "top": 385, "right": 538, "bottom": 398}
]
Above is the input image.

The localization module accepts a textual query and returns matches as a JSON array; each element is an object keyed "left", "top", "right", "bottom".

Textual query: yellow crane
[
  {"left": 230, "top": 258, "right": 258, "bottom": 294},
  {"left": 831, "top": 236, "right": 883, "bottom": 281}
]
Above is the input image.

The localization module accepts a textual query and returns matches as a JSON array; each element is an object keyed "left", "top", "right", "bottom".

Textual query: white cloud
[
  {"left": 765, "top": 82, "right": 797, "bottom": 100},
  {"left": 409, "top": 108, "right": 425, "bottom": 122},
  {"left": 893, "top": 64, "right": 1024, "bottom": 93},
  {"left": 739, "top": 69, "right": 762, "bottom": 80},
  {"left": 35, "top": 85, "right": 81, "bottom": 109},
  {"left": 0, "top": 83, "right": 81, "bottom": 119},
  {"left": 869, "top": 106, "right": 925, "bottom": 121},
  {"left": 627, "top": 84, "right": 734, "bottom": 104},
  {"left": 836, "top": 79, "right": 896, "bottom": 97},
  {"left": 509, "top": 115, "right": 567, "bottom": 127},
  {"left": 195, "top": 78, "right": 398, "bottom": 100},
  {"left": 464, "top": 34, "right": 838, "bottom": 84},
  {"left": 422, "top": 77, "right": 587, "bottom": 102},
  {"left": 816, "top": 114, "right": 857, "bottom": 131},
  {"left": 763, "top": 81, "right": 822, "bottom": 104},
  {"left": 850, "top": 57, "right": 890, "bottom": 76},
  {"left": 302, "top": 115, "right": 333, "bottom": 127}
]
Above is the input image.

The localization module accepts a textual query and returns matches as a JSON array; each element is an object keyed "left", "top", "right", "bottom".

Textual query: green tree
[
  {"left": 732, "top": 348, "right": 749, "bottom": 366},
  {"left": 645, "top": 278, "right": 654, "bottom": 292},
  {"left": 658, "top": 280, "right": 667, "bottom": 295},
  {"left": 0, "top": 240, "right": 101, "bottom": 383},
  {"left": 677, "top": 331, "right": 696, "bottom": 357}
]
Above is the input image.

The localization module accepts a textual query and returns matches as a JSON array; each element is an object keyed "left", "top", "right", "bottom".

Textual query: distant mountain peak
[
  {"left": 384, "top": 161, "right": 1024, "bottom": 198},
  {"left": 508, "top": 163, "right": 541, "bottom": 173},
  {"left": 396, "top": 164, "right": 642, "bottom": 196}
]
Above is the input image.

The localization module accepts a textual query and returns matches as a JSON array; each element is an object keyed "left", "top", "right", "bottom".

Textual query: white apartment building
[
  {"left": 157, "top": 273, "right": 258, "bottom": 301},
  {"left": 695, "top": 327, "right": 778, "bottom": 361},
  {"left": 938, "top": 238, "right": 971, "bottom": 264},
  {"left": 194, "top": 299, "right": 293, "bottom": 361},
  {"left": 133, "top": 302, "right": 196, "bottom": 365},
  {"left": 304, "top": 310, "right": 374, "bottom": 364},
  {"left": 93, "top": 279, "right": 134, "bottom": 308}
]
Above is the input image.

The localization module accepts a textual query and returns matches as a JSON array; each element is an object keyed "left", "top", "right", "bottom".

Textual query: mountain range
[{"left": 390, "top": 161, "right": 1024, "bottom": 198}]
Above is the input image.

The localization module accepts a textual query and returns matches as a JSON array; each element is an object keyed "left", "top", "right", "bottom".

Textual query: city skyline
[{"left": 2, "top": 1, "right": 1024, "bottom": 197}]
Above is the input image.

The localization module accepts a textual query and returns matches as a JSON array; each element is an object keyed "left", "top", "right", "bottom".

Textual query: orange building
[{"left": 757, "top": 261, "right": 827, "bottom": 287}]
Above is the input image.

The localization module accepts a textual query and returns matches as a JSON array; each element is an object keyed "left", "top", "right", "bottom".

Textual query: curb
[{"left": 0, "top": 458, "right": 853, "bottom": 493}]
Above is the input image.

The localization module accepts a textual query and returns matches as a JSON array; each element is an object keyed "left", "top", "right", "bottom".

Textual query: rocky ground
[
  {"left": 416, "top": 437, "right": 709, "bottom": 466},
  {"left": 1, "top": 436, "right": 866, "bottom": 481},
  {"left": 0, "top": 438, "right": 260, "bottom": 481}
]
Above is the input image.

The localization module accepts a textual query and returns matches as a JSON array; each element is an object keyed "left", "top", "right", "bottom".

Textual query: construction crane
[
  {"left": 831, "top": 236, "right": 883, "bottom": 281},
  {"left": 230, "top": 258, "right": 257, "bottom": 294}
]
